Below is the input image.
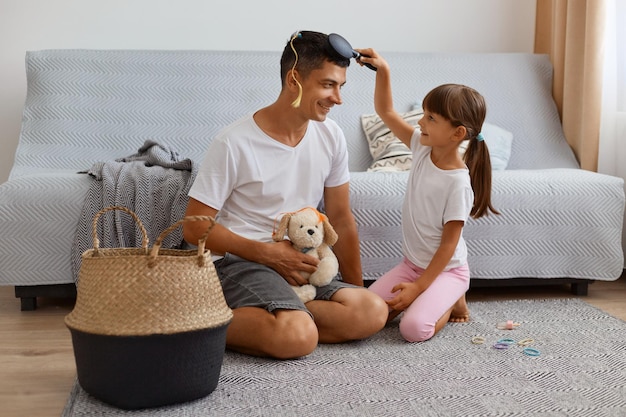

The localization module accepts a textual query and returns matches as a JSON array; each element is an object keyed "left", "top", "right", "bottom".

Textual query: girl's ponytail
[{"left": 463, "top": 134, "right": 499, "bottom": 218}]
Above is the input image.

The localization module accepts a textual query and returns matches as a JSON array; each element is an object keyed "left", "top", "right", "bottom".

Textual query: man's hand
[{"left": 262, "top": 240, "right": 320, "bottom": 287}]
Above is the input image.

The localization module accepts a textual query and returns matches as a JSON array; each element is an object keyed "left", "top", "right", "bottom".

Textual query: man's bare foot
[{"left": 449, "top": 295, "right": 470, "bottom": 323}]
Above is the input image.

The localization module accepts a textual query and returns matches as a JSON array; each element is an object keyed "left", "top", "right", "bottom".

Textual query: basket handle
[
  {"left": 149, "top": 215, "right": 217, "bottom": 267},
  {"left": 92, "top": 206, "right": 149, "bottom": 256}
]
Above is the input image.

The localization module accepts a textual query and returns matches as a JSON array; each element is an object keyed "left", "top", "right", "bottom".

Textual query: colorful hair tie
[
  {"left": 497, "top": 338, "right": 515, "bottom": 345},
  {"left": 523, "top": 347, "right": 540, "bottom": 356},
  {"left": 471, "top": 336, "right": 485, "bottom": 344},
  {"left": 517, "top": 338, "right": 534, "bottom": 346},
  {"left": 476, "top": 133, "right": 485, "bottom": 142}
]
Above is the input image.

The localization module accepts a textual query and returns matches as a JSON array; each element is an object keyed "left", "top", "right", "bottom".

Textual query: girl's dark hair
[
  {"left": 279, "top": 31, "right": 350, "bottom": 86},
  {"left": 422, "top": 84, "right": 499, "bottom": 218}
]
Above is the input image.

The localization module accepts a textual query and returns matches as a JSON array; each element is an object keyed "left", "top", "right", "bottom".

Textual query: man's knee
[
  {"left": 270, "top": 310, "right": 319, "bottom": 359},
  {"left": 362, "top": 291, "right": 389, "bottom": 333},
  {"left": 337, "top": 289, "right": 388, "bottom": 339}
]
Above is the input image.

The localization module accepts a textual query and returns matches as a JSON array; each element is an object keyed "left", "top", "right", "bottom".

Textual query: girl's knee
[{"left": 399, "top": 316, "right": 434, "bottom": 342}]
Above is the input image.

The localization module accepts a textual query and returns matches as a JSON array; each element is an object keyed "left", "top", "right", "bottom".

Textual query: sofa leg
[
  {"left": 14, "top": 284, "right": 76, "bottom": 311},
  {"left": 14, "top": 286, "right": 38, "bottom": 311},
  {"left": 570, "top": 281, "right": 589, "bottom": 296},
  {"left": 20, "top": 296, "right": 37, "bottom": 311}
]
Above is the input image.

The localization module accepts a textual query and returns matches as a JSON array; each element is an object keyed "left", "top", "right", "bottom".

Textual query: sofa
[{"left": 1, "top": 49, "right": 624, "bottom": 310}]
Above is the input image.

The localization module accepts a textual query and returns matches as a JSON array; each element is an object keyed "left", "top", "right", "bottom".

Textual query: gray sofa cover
[{"left": 1, "top": 49, "right": 623, "bottom": 309}]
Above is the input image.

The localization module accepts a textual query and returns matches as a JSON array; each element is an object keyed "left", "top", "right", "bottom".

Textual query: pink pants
[{"left": 368, "top": 257, "right": 470, "bottom": 342}]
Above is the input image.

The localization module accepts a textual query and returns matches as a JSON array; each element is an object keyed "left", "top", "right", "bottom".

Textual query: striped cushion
[{"left": 361, "top": 109, "right": 423, "bottom": 172}]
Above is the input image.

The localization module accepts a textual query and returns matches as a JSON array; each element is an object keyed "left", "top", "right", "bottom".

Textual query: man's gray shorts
[{"left": 213, "top": 253, "right": 356, "bottom": 316}]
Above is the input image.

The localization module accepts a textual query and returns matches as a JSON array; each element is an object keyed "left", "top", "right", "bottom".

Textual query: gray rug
[{"left": 62, "top": 299, "right": 626, "bottom": 416}]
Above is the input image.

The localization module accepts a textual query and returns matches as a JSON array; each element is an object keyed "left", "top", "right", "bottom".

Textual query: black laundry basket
[{"left": 65, "top": 206, "right": 233, "bottom": 410}]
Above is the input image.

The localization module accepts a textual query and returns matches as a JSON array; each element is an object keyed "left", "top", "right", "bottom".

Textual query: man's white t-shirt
[
  {"left": 189, "top": 114, "right": 350, "bottom": 243},
  {"left": 402, "top": 129, "right": 474, "bottom": 270}
]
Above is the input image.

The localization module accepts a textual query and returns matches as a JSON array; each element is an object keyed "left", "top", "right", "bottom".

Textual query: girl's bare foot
[{"left": 449, "top": 295, "right": 470, "bottom": 323}]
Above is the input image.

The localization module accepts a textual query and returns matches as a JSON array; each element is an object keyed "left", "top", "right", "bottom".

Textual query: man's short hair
[{"left": 280, "top": 31, "right": 350, "bottom": 86}]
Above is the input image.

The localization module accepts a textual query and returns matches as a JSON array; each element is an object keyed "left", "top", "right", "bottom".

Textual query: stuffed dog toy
[{"left": 272, "top": 207, "right": 339, "bottom": 303}]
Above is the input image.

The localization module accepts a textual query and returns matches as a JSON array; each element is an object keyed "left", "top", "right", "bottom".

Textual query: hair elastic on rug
[
  {"left": 523, "top": 347, "right": 540, "bottom": 356},
  {"left": 517, "top": 338, "right": 534, "bottom": 346},
  {"left": 473, "top": 336, "right": 541, "bottom": 356},
  {"left": 471, "top": 336, "right": 485, "bottom": 344}
]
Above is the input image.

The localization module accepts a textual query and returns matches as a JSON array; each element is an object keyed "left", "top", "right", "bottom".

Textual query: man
[{"left": 183, "top": 31, "right": 387, "bottom": 359}]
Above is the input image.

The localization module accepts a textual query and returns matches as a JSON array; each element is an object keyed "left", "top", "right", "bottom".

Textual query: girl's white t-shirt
[
  {"left": 189, "top": 114, "right": 350, "bottom": 243},
  {"left": 402, "top": 129, "right": 474, "bottom": 270}
]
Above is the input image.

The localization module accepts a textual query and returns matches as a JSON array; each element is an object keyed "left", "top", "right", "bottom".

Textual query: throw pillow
[
  {"left": 362, "top": 108, "right": 514, "bottom": 171},
  {"left": 361, "top": 109, "right": 423, "bottom": 172},
  {"left": 458, "top": 122, "right": 513, "bottom": 170}
]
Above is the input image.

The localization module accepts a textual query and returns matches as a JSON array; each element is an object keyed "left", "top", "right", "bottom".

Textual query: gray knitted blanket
[{"left": 71, "top": 140, "right": 196, "bottom": 282}]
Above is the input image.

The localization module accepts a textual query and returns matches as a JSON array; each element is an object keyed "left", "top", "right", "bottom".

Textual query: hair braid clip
[{"left": 289, "top": 31, "right": 303, "bottom": 108}]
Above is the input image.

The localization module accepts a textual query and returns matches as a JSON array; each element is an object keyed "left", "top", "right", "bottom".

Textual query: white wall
[{"left": 0, "top": 0, "right": 536, "bottom": 183}]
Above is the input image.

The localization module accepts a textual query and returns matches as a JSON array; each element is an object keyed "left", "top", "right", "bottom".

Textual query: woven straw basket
[{"left": 65, "top": 206, "right": 233, "bottom": 410}]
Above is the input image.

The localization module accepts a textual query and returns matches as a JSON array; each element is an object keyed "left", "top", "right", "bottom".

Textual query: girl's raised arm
[{"left": 357, "top": 48, "right": 417, "bottom": 147}]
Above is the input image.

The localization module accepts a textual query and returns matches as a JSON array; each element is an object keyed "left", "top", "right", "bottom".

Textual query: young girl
[{"left": 357, "top": 49, "right": 499, "bottom": 342}]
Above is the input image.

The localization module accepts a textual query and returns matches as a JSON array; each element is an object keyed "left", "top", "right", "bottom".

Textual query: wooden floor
[{"left": 1, "top": 276, "right": 625, "bottom": 417}]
